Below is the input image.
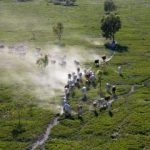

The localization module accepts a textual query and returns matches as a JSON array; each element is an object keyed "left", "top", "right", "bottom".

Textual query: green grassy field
[
  {"left": 0, "top": 0, "right": 104, "bottom": 48},
  {"left": 0, "top": 0, "right": 150, "bottom": 150}
]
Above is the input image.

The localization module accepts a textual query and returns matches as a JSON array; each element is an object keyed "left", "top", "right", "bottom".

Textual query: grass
[
  {"left": 0, "top": 0, "right": 150, "bottom": 149},
  {"left": 46, "top": 87, "right": 150, "bottom": 150},
  {"left": 0, "top": 79, "right": 55, "bottom": 149},
  {"left": 0, "top": 0, "right": 104, "bottom": 47}
]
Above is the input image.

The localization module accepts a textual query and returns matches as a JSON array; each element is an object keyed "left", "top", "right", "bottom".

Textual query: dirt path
[{"left": 29, "top": 116, "right": 59, "bottom": 150}]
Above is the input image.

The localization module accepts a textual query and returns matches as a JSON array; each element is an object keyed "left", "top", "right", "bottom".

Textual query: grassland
[
  {"left": 0, "top": 0, "right": 104, "bottom": 48},
  {"left": 0, "top": 0, "right": 150, "bottom": 150}
]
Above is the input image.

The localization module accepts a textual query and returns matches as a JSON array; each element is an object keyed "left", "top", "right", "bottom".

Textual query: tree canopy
[
  {"left": 104, "top": 0, "right": 116, "bottom": 13},
  {"left": 53, "top": 22, "right": 64, "bottom": 43},
  {"left": 101, "top": 13, "right": 121, "bottom": 41}
]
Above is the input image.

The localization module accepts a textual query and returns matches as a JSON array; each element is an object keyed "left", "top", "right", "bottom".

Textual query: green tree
[
  {"left": 101, "top": 13, "right": 121, "bottom": 42},
  {"left": 53, "top": 22, "right": 64, "bottom": 43},
  {"left": 96, "top": 70, "right": 103, "bottom": 91},
  {"left": 36, "top": 54, "right": 49, "bottom": 68},
  {"left": 104, "top": 0, "right": 116, "bottom": 13},
  {"left": 12, "top": 102, "right": 25, "bottom": 138}
]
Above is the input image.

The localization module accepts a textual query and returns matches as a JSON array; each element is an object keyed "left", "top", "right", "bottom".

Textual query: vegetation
[
  {"left": 101, "top": 13, "right": 121, "bottom": 42},
  {"left": 0, "top": 0, "right": 150, "bottom": 149},
  {"left": 53, "top": 22, "right": 64, "bottom": 43},
  {"left": 96, "top": 69, "right": 103, "bottom": 91},
  {"left": 36, "top": 54, "right": 49, "bottom": 68},
  {"left": 104, "top": 0, "right": 116, "bottom": 13}
]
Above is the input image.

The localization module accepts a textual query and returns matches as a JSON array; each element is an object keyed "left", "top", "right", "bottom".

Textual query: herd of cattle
[
  {"left": 0, "top": 44, "right": 27, "bottom": 57},
  {"left": 60, "top": 55, "right": 122, "bottom": 118},
  {"left": 0, "top": 44, "right": 122, "bottom": 118}
]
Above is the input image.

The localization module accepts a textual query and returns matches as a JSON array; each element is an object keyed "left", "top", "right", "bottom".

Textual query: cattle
[
  {"left": 64, "top": 84, "right": 69, "bottom": 89},
  {"left": 105, "top": 82, "right": 111, "bottom": 93},
  {"left": 101, "top": 55, "right": 106, "bottom": 62},
  {"left": 112, "top": 85, "right": 116, "bottom": 94},
  {"left": 93, "top": 101, "right": 97, "bottom": 108},
  {"left": 0, "top": 45, "right": 4, "bottom": 49},
  {"left": 36, "top": 55, "right": 49, "bottom": 68},
  {"left": 51, "top": 60, "right": 56, "bottom": 64},
  {"left": 85, "top": 72, "right": 90, "bottom": 79},
  {"left": 94, "top": 59, "right": 99, "bottom": 67},
  {"left": 112, "top": 85, "right": 117, "bottom": 98},
  {"left": 63, "top": 103, "right": 71, "bottom": 117},
  {"left": 77, "top": 67, "right": 80, "bottom": 73},
  {"left": 77, "top": 105, "right": 83, "bottom": 118},
  {"left": 64, "top": 87, "right": 70, "bottom": 100},
  {"left": 97, "top": 98, "right": 108, "bottom": 109},
  {"left": 0, "top": 45, "right": 4, "bottom": 53},
  {"left": 105, "top": 96, "right": 111, "bottom": 101},
  {"left": 74, "top": 60, "right": 80, "bottom": 66},
  {"left": 59, "top": 60, "right": 67, "bottom": 67},
  {"left": 68, "top": 74, "right": 72, "bottom": 79},
  {"left": 118, "top": 66, "right": 122, "bottom": 76},
  {"left": 89, "top": 74, "right": 96, "bottom": 82},
  {"left": 8, "top": 46, "right": 16, "bottom": 54},
  {"left": 81, "top": 86, "right": 87, "bottom": 101}
]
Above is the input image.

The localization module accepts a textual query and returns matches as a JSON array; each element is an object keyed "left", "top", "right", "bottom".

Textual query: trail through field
[
  {"left": 103, "top": 77, "right": 150, "bottom": 110},
  {"left": 29, "top": 116, "right": 59, "bottom": 150}
]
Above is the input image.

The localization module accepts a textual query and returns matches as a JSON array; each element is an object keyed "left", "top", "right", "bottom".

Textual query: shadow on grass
[
  {"left": 54, "top": 42, "right": 66, "bottom": 47},
  {"left": 50, "top": 1, "right": 78, "bottom": 7},
  {"left": 94, "top": 110, "right": 99, "bottom": 117},
  {"left": 105, "top": 43, "right": 128, "bottom": 53},
  {"left": 119, "top": 74, "right": 126, "bottom": 79},
  {"left": 108, "top": 110, "right": 113, "bottom": 117},
  {"left": 78, "top": 116, "right": 84, "bottom": 122},
  {"left": 64, "top": 4, "right": 78, "bottom": 7},
  {"left": 12, "top": 124, "right": 25, "bottom": 138}
]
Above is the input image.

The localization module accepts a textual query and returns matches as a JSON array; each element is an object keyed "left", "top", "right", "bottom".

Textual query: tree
[
  {"left": 96, "top": 70, "right": 103, "bottom": 91},
  {"left": 36, "top": 54, "right": 49, "bottom": 68},
  {"left": 16, "top": 103, "right": 23, "bottom": 128},
  {"left": 101, "top": 13, "right": 121, "bottom": 42},
  {"left": 53, "top": 22, "right": 64, "bottom": 43},
  {"left": 12, "top": 102, "right": 25, "bottom": 138},
  {"left": 104, "top": 0, "right": 116, "bottom": 13}
]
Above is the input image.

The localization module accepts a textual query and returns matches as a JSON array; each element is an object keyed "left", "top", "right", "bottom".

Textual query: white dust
[{"left": 0, "top": 44, "right": 106, "bottom": 111}]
